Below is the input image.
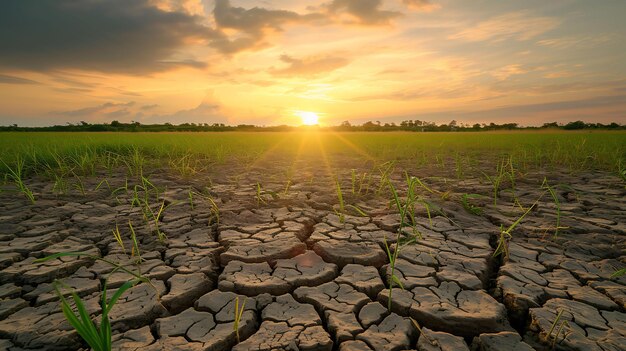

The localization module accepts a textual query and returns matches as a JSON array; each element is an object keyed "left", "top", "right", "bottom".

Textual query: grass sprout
[
  {"left": 255, "top": 182, "right": 278, "bottom": 206},
  {"left": 188, "top": 189, "right": 195, "bottom": 210},
  {"left": 34, "top": 252, "right": 153, "bottom": 351},
  {"left": 233, "top": 296, "right": 246, "bottom": 343},
  {"left": 334, "top": 177, "right": 346, "bottom": 223},
  {"left": 611, "top": 267, "right": 626, "bottom": 278},
  {"left": 376, "top": 161, "right": 395, "bottom": 195},
  {"left": 410, "top": 317, "right": 432, "bottom": 344},
  {"left": 385, "top": 176, "right": 423, "bottom": 311},
  {"left": 547, "top": 308, "right": 572, "bottom": 349},
  {"left": 112, "top": 224, "right": 126, "bottom": 255},
  {"left": 1, "top": 156, "right": 35, "bottom": 203},
  {"left": 128, "top": 220, "right": 142, "bottom": 267},
  {"left": 461, "top": 193, "right": 483, "bottom": 215},
  {"left": 541, "top": 177, "right": 569, "bottom": 239},
  {"left": 493, "top": 200, "right": 538, "bottom": 261}
]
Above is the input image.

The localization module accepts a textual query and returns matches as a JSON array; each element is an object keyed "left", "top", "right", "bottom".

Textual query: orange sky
[{"left": 1, "top": 0, "right": 625, "bottom": 126}]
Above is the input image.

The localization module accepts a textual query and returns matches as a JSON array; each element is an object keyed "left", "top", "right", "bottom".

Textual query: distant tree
[
  {"left": 563, "top": 120, "right": 586, "bottom": 130},
  {"left": 110, "top": 120, "right": 121, "bottom": 127},
  {"left": 363, "top": 121, "right": 377, "bottom": 130},
  {"left": 502, "top": 123, "right": 518, "bottom": 130},
  {"left": 542, "top": 122, "right": 559, "bottom": 128},
  {"left": 472, "top": 123, "right": 481, "bottom": 130}
]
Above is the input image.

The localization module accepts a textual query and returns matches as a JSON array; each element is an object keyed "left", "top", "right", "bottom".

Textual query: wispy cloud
[
  {"left": 270, "top": 54, "right": 350, "bottom": 77},
  {"left": 52, "top": 102, "right": 135, "bottom": 117},
  {"left": 450, "top": 11, "right": 559, "bottom": 42},
  {"left": 491, "top": 64, "right": 527, "bottom": 81},
  {"left": 537, "top": 34, "right": 613, "bottom": 49},
  {"left": 0, "top": 74, "right": 39, "bottom": 85}
]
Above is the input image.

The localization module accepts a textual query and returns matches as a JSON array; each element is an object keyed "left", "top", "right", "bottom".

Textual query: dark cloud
[
  {"left": 214, "top": 0, "right": 301, "bottom": 31},
  {"left": 270, "top": 54, "right": 350, "bottom": 77},
  {"left": 0, "top": 0, "right": 211, "bottom": 73},
  {"left": 0, "top": 74, "right": 39, "bottom": 85},
  {"left": 324, "top": 0, "right": 400, "bottom": 25},
  {"left": 210, "top": 0, "right": 323, "bottom": 54}
]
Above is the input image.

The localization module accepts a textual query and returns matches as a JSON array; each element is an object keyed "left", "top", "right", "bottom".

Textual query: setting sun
[{"left": 296, "top": 111, "right": 320, "bottom": 126}]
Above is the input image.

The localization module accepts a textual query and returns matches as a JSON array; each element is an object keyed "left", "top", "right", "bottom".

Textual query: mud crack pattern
[{"left": 0, "top": 159, "right": 624, "bottom": 351}]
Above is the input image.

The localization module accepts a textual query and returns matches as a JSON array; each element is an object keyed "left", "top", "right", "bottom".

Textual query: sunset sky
[{"left": 1, "top": 0, "right": 625, "bottom": 127}]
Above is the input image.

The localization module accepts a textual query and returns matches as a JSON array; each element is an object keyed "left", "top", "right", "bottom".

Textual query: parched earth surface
[{"left": 0, "top": 154, "right": 624, "bottom": 351}]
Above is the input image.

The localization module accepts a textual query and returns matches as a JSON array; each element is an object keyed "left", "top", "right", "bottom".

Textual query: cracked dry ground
[{"left": 0, "top": 155, "right": 624, "bottom": 351}]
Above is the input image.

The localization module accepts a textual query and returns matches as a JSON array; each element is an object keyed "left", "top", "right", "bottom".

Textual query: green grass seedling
[
  {"left": 35, "top": 251, "right": 153, "bottom": 351},
  {"left": 541, "top": 177, "right": 568, "bottom": 239},
  {"left": 547, "top": 308, "right": 571, "bottom": 349},
  {"left": 283, "top": 179, "right": 292, "bottom": 196},
  {"left": 385, "top": 176, "right": 423, "bottom": 311},
  {"left": 255, "top": 183, "right": 278, "bottom": 206},
  {"left": 611, "top": 268, "right": 626, "bottom": 278},
  {"left": 461, "top": 193, "right": 483, "bottom": 215},
  {"left": 95, "top": 178, "right": 111, "bottom": 192},
  {"left": 233, "top": 296, "right": 246, "bottom": 343},
  {"left": 1, "top": 156, "right": 35, "bottom": 203},
  {"left": 128, "top": 220, "right": 142, "bottom": 268},
  {"left": 208, "top": 196, "right": 220, "bottom": 226},
  {"left": 112, "top": 224, "right": 126, "bottom": 255},
  {"left": 618, "top": 159, "right": 626, "bottom": 182},
  {"left": 334, "top": 177, "right": 346, "bottom": 223},
  {"left": 376, "top": 161, "right": 395, "bottom": 195},
  {"left": 493, "top": 200, "right": 538, "bottom": 261},
  {"left": 73, "top": 172, "right": 86, "bottom": 196},
  {"left": 52, "top": 277, "right": 141, "bottom": 351},
  {"left": 188, "top": 189, "right": 195, "bottom": 210}
]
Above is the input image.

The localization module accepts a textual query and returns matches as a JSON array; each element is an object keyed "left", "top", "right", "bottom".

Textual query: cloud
[
  {"left": 143, "top": 101, "right": 228, "bottom": 124},
  {"left": 140, "top": 104, "right": 160, "bottom": 110},
  {"left": 52, "top": 101, "right": 136, "bottom": 117},
  {"left": 402, "top": 0, "right": 439, "bottom": 11},
  {"left": 323, "top": 0, "right": 400, "bottom": 25},
  {"left": 0, "top": 74, "right": 39, "bottom": 85},
  {"left": 148, "top": 0, "right": 206, "bottom": 16},
  {"left": 491, "top": 64, "right": 526, "bottom": 81},
  {"left": 349, "top": 86, "right": 471, "bottom": 101},
  {"left": 450, "top": 11, "right": 559, "bottom": 42},
  {"left": 0, "top": 0, "right": 211, "bottom": 73},
  {"left": 537, "top": 35, "right": 613, "bottom": 50},
  {"left": 210, "top": 0, "right": 322, "bottom": 54},
  {"left": 270, "top": 54, "right": 350, "bottom": 77},
  {"left": 105, "top": 108, "right": 133, "bottom": 118}
]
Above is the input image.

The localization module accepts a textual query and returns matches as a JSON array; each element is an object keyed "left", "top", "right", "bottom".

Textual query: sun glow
[{"left": 296, "top": 111, "right": 320, "bottom": 126}]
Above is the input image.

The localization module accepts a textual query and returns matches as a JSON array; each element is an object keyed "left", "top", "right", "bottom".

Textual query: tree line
[{"left": 0, "top": 119, "right": 623, "bottom": 132}]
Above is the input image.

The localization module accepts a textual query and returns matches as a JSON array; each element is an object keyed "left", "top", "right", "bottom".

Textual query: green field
[{"left": 2, "top": 131, "right": 625, "bottom": 177}]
